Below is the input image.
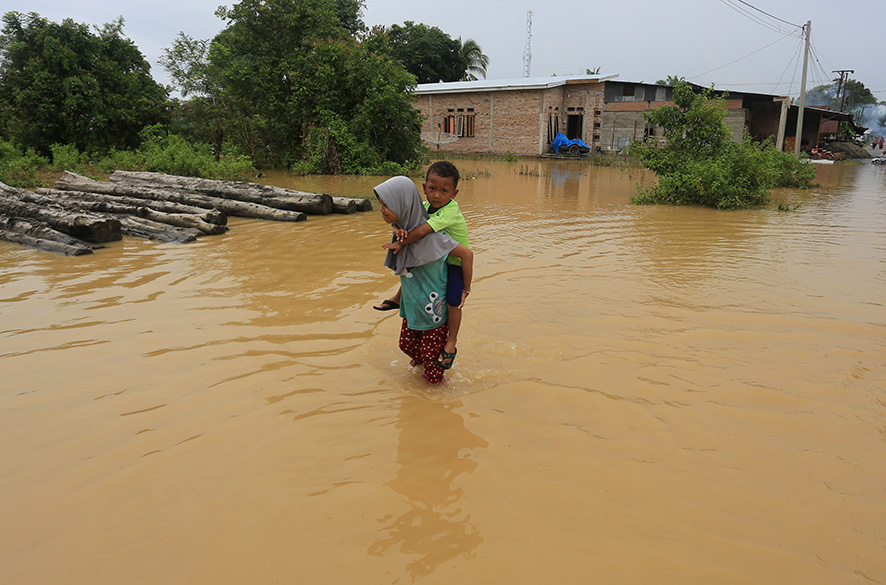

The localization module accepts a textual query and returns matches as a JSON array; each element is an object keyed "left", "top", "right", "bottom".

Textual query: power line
[
  {"left": 717, "top": 0, "right": 802, "bottom": 35},
  {"left": 769, "top": 35, "right": 804, "bottom": 94},
  {"left": 688, "top": 32, "right": 796, "bottom": 81},
  {"left": 731, "top": 0, "right": 802, "bottom": 28}
]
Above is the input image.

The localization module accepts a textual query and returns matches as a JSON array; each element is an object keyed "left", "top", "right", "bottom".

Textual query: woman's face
[{"left": 377, "top": 197, "right": 399, "bottom": 224}]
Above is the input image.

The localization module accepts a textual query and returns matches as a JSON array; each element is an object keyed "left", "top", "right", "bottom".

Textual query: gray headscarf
[{"left": 374, "top": 176, "right": 457, "bottom": 275}]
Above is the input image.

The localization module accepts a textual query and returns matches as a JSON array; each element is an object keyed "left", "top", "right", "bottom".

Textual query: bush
[
  {"left": 50, "top": 143, "right": 92, "bottom": 175},
  {"left": 94, "top": 148, "right": 148, "bottom": 173},
  {"left": 629, "top": 82, "right": 815, "bottom": 209},
  {"left": 0, "top": 140, "right": 48, "bottom": 188},
  {"left": 295, "top": 112, "right": 420, "bottom": 176},
  {"left": 136, "top": 125, "right": 254, "bottom": 180}
]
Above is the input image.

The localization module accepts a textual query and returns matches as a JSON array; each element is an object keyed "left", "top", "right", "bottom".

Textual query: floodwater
[{"left": 2, "top": 159, "right": 885, "bottom": 584}]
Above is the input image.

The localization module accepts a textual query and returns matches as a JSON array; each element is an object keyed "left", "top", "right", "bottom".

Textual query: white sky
[{"left": 9, "top": 0, "right": 885, "bottom": 101}]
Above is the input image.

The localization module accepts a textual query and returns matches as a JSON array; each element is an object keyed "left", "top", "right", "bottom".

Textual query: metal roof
[{"left": 414, "top": 74, "right": 619, "bottom": 95}]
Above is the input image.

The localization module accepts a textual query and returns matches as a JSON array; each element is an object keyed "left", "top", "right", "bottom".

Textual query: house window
[
  {"left": 623, "top": 84, "right": 635, "bottom": 97},
  {"left": 443, "top": 108, "right": 475, "bottom": 138},
  {"left": 644, "top": 124, "right": 656, "bottom": 139}
]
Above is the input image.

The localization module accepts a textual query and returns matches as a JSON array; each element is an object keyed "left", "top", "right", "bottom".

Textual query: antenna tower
[{"left": 522, "top": 10, "right": 533, "bottom": 78}]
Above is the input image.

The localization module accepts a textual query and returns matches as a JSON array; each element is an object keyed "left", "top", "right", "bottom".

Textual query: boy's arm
[
  {"left": 447, "top": 244, "right": 473, "bottom": 309},
  {"left": 397, "top": 221, "right": 434, "bottom": 244}
]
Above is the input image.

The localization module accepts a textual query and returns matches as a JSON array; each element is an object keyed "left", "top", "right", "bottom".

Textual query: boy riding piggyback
[{"left": 377, "top": 161, "right": 471, "bottom": 370}]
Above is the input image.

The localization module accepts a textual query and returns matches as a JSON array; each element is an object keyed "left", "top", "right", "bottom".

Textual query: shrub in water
[{"left": 629, "top": 82, "right": 815, "bottom": 209}]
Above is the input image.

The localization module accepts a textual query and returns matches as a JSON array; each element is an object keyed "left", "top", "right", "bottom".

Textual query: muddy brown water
[{"left": 2, "top": 160, "right": 885, "bottom": 584}]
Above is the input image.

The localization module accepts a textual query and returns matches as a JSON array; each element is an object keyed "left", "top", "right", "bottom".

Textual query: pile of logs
[{"left": 0, "top": 170, "right": 373, "bottom": 255}]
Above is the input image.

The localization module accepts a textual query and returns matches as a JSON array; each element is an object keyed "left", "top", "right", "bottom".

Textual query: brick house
[{"left": 414, "top": 75, "right": 854, "bottom": 155}]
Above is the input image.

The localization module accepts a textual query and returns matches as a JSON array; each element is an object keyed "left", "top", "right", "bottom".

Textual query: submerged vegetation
[{"left": 628, "top": 82, "right": 816, "bottom": 209}]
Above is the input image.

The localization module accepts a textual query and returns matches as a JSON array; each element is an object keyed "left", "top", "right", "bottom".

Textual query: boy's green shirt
[{"left": 424, "top": 200, "right": 470, "bottom": 266}]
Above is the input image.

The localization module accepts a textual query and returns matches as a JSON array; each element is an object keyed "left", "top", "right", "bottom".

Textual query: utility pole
[
  {"left": 522, "top": 11, "right": 533, "bottom": 78},
  {"left": 832, "top": 69, "right": 854, "bottom": 112},
  {"left": 794, "top": 20, "right": 811, "bottom": 156}
]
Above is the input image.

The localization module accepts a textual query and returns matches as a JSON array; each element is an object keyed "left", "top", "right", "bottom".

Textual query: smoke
[
  {"left": 803, "top": 83, "right": 885, "bottom": 138},
  {"left": 858, "top": 103, "right": 886, "bottom": 139}
]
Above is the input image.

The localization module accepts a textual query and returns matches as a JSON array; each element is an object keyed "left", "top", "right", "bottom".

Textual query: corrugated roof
[{"left": 414, "top": 74, "right": 619, "bottom": 95}]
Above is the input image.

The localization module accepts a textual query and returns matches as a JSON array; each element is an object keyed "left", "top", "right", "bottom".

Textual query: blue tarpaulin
[{"left": 551, "top": 132, "right": 590, "bottom": 154}]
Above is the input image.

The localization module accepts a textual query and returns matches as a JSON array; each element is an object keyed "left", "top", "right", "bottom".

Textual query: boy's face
[{"left": 422, "top": 173, "right": 458, "bottom": 209}]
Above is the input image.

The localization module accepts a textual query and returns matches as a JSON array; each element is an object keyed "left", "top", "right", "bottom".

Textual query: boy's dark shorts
[{"left": 446, "top": 264, "right": 464, "bottom": 307}]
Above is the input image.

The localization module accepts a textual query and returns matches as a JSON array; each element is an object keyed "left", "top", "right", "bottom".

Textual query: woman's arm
[{"left": 448, "top": 244, "right": 473, "bottom": 309}]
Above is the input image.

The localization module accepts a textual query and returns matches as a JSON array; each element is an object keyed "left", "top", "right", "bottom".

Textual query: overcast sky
[{"left": 11, "top": 0, "right": 885, "bottom": 101}]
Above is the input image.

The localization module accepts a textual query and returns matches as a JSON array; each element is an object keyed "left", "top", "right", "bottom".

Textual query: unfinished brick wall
[{"left": 415, "top": 81, "right": 606, "bottom": 156}]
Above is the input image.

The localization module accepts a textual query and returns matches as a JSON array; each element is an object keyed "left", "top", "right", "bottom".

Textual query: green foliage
[
  {"left": 838, "top": 121, "right": 855, "bottom": 141},
  {"left": 137, "top": 126, "right": 254, "bottom": 179},
  {"left": 0, "top": 12, "right": 168, "bottom": 155},
  {"left": 174, "top": 3, "right": 426, "bottom": 171},
  {"left": 0, "top": 139, "right": 48, "bottom": 187},
  {"left": 297, "top": 111, "right": 418, "bottom": 175},
  {"left": 31, "top": 128, "right": 254, "bottom": 181},
  {"left": 50, "top": 143, "right": 91, "bottom": 174},
  {"left": 806, "top": 79, "right": 878, "bottom": 111},
  {"left": 655, "top": 75, "right": 684, "bottom": 86},
  {"left": 388, "top": 21, "right": 464, "bottom": 83},
  {"left": 629, "top": 82, "right": 815, "bottom": 209},
  {"left": 459, "top": 38, "right": 489, "bottom": 81}
]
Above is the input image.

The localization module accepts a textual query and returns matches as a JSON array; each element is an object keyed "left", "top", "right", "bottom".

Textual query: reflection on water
[
  {"left": 368, "top": 397, "right": 487, "bottom": 580},
  {"left": 1, "top": 159, "right": 885, "bottom": 584}
]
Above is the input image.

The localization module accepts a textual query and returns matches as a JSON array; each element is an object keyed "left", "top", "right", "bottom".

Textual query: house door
[{"left": 566, "top": 114, "right": 584, "bottom": 140}]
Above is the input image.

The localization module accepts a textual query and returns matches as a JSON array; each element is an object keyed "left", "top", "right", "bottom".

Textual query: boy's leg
[
  {"left": 443, "top": 305, "right": 461, "bottom": 354},
  {"left": 438, "top": 264, "right": 464, "bottom": 368}
]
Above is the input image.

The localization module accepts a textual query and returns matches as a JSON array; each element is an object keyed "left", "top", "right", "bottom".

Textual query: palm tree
[
  {"left": 459, "top": 38, "right": 489, "bottom": 81},
  {"left": 655, "top": 75, "right": 684, "bottom": 86}
]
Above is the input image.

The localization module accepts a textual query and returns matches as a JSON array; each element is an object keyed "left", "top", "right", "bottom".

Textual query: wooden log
[
  {"left": 110, "top": 170, "right": 333, "bottom": 215},
  {"left": 0, "top": 184, "right": 121, "bottom": 243},
  {"left": 0, "top": 228, "right": 94, "bottom": 256},
  {"left": 56, "top": 172, "right": 227, "bottom": 225},
  {"left": 0, "top": 216, "right": 102, "bottom": 251},
  {"left": 117, "top": 216, "right": 200, "bottom": 243},
  {"left": 60, "top": 172, "right": 306, "bottom": 222},
  {"left": 35, "top": 188, "right": 227, "bottom": 235},
  {"left": 352, "top": 197, "right": 373, "bottom": 212},
  {"left": 330, "top": 197, "right": 357, "bottom": 214}
]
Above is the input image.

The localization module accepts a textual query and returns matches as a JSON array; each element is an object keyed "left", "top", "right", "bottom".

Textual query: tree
[
  {"left": 332, "top": 0, "right": 366, "bottom": 36},
  {"left": 806, "top": 78, "right": 877, "bottom": 112},
  {"left": 841, "top": 79, "right": 877, "bottom": 111},
  {"left": 655, "top": 75, "right": 684, "bottom": 86},
  {"left": 459, "top": 38, "right": 488, "bottom": 81},
  {"left": 388, "top": 21, "right": 463, "bottom": 83},
  {"left": 586, "top": 67, "right": 602, "bottom": 75},
  {"left": 628, "top": 82, "right": 814, "bottom": 209},
  {"left": 160, "top": 33, "right": 228, "bottom": 161},
  {"left": 180, "top": 0, "right": 423, "bottom": 170},
  {"left": 0, "top": 12, "right": 168, "bottom": 154}
]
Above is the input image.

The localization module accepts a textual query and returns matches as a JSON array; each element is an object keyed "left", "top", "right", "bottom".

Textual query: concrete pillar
[{"left": 775, "top": 97, "right": 789, "bottom": 151}]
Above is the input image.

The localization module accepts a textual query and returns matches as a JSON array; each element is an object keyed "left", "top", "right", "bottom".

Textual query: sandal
[
  {"left": 373, "top": 299, "right": 400, "bottom": 311},
  {"left": 435, "top": 347, "right": 457, "bottom": 370}
]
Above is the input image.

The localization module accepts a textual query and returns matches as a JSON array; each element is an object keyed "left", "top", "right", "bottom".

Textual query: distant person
[
  {"left": 879, "top": 137, "right": 884, "bottom": 150},
  {"left": 375, "top": 161, "right": 471, "bottom": 370},
  {"left": 374, "top": 176, "right": 473, "bottom": 384}
]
